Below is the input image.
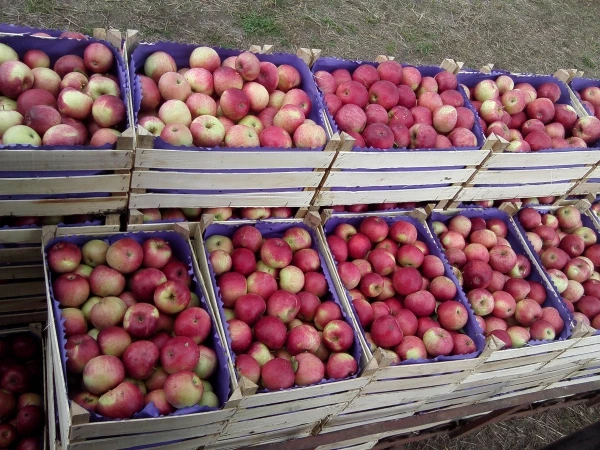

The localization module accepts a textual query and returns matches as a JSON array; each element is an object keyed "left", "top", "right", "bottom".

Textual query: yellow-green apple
[
  {"left": 422, "top": 327, "right": 453, "bottom": 356},
  {"left": 431, "top": 105, "right": 457, "bottom": 133},
  {"left": 495, "top": 75, "right": 514, "bottom": 94},
  {"left": 574, "top": 227, "right": 597, "bottom": 247},
  {"left": 246, "top": 341, "right": 272, "bottom": 367},
  {"left": 205, "top": 235, "right": 234, "bottom": 255},
  {"left": 192, "top": 345, "right": 217, "bottom": 380},
  {"left": 2, "top": 125, "right": 41, "bottom": 145},
  {"left": 89, "top": 264, "right": 126, "bottom": 297},
  {"left": 473, "top": 79, "right": 499, "bottom": 102},
  {"left": 268, "top": 89, "right": 286, "bottom": 109},
  {"left": 97, "top": 326, "right": 132, "bottom": 357},
  {"left": 90, "top": 296, "right": 127, "bottom": 330},
  {"left": 209, "top": 249, "right": 232, "bottom": 275},
  {"left": 91, "top": 94, "right": 126, "bottom": 127},
  {"left": 158, "top": 99, "right": 192, "bottom": 126},
  {"left": 313, "top": 301, "right": 342, "bottom": 330},
  {"left": 160, "top": 336, "right": 200, "bottom": 374},
  {"left": 83, "top": 355, "right": 125, "bottom": 395},
  {"left": 159, "top": 123, "right": 192, "bottom": 146},
  {"left": 261, "top": 238, "right": 293, "bottom": 268},
  {"left": 292, "top": 122, "right": 326, "bottom": 148},
  {"left": 52, "top": 273, "right": 89, "bottom": 307},
  {"left": 65, "top": 334, "right": 100, "bottom": 374},
  {"left": 82, "top": 42, "right": 113, "bottom": 73},
  {"left": 144, "top": 51, "right": 177, "bottom": 83},
  {"left": 0, "top": 43, "right": 17, "bottom": 64},
  {"left": 188, "top": 47, "right": 219, "bottom": 72},
  {"left": 0, "top": 109, "right": 23, "bottom": 137},
  {"left": 81, "top": 239, "right": 109, "bottom": 267},
  {"left": 139, "top": 116, "right": 164, "bottom": 136},
  {"left": 240, "top": 207, "right": 271, "bottom": 220},
  {"left": 82, "top": 296, "right": 101, "bottom": 321},
  {"left": 83, "top": 76, "right": 120, "bottom": 101},
  {"left": 278, "top": 265, "right": 305, "bottom": 294},
  {"left": 504, "top": 326, "right": 530, "bottom": 348},
  {"left": 31, "top": 67, "right": 61, "bottom": 96}
]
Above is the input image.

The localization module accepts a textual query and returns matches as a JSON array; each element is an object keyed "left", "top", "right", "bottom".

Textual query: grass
[{"left": 240, "top": 12, "right": 281, "bottom": 37}]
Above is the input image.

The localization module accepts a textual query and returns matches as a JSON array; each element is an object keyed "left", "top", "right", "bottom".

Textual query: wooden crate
[
  {"left": 1, "top": 324, "right": 49, "bottom": 450},
  {"left": 309, "top": 58, "right": 490, "bottom": 207},
  {"left": 125, "top": 35, "right": 335, "bottom": 211},
  {"left": 0, "top": 216, "right": 120, "bottom": 326},
  {"left": 316, "top": 209, "right": 509, "bottom": 428},
  {"left": 0, "top": 29, "right": 134, "bottom": 217},
  {"left": 194, "top": 216, "right": 376, "bottom": 449},
  {"left": 43, "top": 223, "right": 238, "bottom": 450},
  {"left": 446, "top": 70, "right": 600, "bottom": 206}
]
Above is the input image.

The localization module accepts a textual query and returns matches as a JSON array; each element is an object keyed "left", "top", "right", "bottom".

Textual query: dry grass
[
  {"left": 2, "top": 0, "right": 599, "bottom": 77},
  {"left": 405, "top": 403, "right": 600, "bottom": 450},
  {"left": 2, "top": 0, "right": 600, "bottom": 448}
]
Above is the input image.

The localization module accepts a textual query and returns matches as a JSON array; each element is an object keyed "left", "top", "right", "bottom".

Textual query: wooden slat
[
  {"left": 373, "top": 358, "right": 481, "bottom": 380},
  {"left": 326, "top": 402, "right": 422, "bottom": 428},
  {"left": 0, "top": 174, "right": 130, "bottom": 195},
  {"left": 0, "top": 150, "right": 133, "bottom": 171},
  {"left": 0, "top": 280, "right": 46, "bottom": 298},
  {"left": 315, "top": 186, "right": 461, "bottom": 206},
  {"left": 572, "top": 182, "right": 600, "bottom": 195},
  {"left": 129, "top": 192, "right": 313, "bottom": 209},
  {"left": 483, "top": 151, "right": 600, "bottom": 169},
  {"left": 0, "top": 264, "right": 44, "bottom": 280},
  {"left": 0, "top": 196, "right": 128, "bottom": 216},
  {"left": 134, "top": 149, "right": 334, "bottom": 170},
  {"left": 323, "top": 169, "right": 474, "bottom": 188},
  {"left": 471, "top": 167, "right": 590, "bottom": 185},
  {"left": 0, "top": 223, "right": 119, "bottom": 245},
  {"left": 364, "top": 372, "right": 465, "bottom": 394},
  {"left": 0, "top": 247, "right": 41, "bottom": 264},
  {"left": 0, "top": 296, "right": 46, "bottom": 313},
  {"left": 0, "top": 310, "right": 47, "bottom": 326},
  {"left": 456, "top": 183, "right": 574, "bottom": 202},
  {"left": 332, "top": 150, "right": 489, "bottom": 169},
  {"left": 485, "top": 340, "right": 574, "bottom": 361},
  {"left": 132, "top": 171, "right": 323, "bottom": 190}
]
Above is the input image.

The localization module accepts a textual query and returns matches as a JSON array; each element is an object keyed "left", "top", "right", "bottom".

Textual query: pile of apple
[
  {"left": 432, "top": 213, "right": 565, "bottom": 348},
  {"left": 139, "top": 206, "right": 296, "bottom": 223},
  {"left": 331, "top": 202, "right": 421, "bottom": 213},
  {"left": 0, "top": 39, "right": 127, "bottom": 147},
  {"left": 1, "top": 214, "right": 100, "bottom": 228},
  {"left": 206, "top": 225, "right": 359, "bottom": 390},
  {"left": 0, "top": 333, "right": 44, "bottom": 450},
  {"left": 517, "top": 206, "right": 600, "bottom": 328},
  {"left": 47, "top": 236, "right": 221, "bottom": 419},
  {"left": 326, "top": 216, "right": 477, "bottom": 361},
  {"left": 465, "top": 196, "right": 557, "bottom": 209},
  {"left": 576, "top": 85, "right": 600, "bottom": 120},
  {"left": 314, "top": 62, "right": 479, "bottom": 149},
  {"left": 467, "top": 75, "right": 600, "bottom": 151},
  {"left": 137, "top": 47, "right": 326, "bottom": 149}
]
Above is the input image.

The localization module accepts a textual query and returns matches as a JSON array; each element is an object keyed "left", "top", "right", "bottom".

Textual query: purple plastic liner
[
  {"left": 130, "top": 41, "right": 327, "bottom": 151},
  {"left": 0, "top": 23, "right": 64, "bottom": 37},
  {"left": 43, "top": 230, "right": 231, "bottom": 421},
  {"left": 203, "top": 220, "right": 363, "bottom": 390},
  {"left": 0, "top": 33, "right": 130, "bottom": 152},
  {"left": 311, "top": 56, "right": 485, "bottom": 153},
  {"left": 323, "top": 213, "right": 485, "bottom": 364},
  {"left": 570, "top": 77, "right": 599, "bottom": 116},
  {"left": 458, "top": 71, "right": 600, "bottom": 151},
  {"left": 429, "top": 208, "right": 575, "bottom": 345},
  {"left": 515, "top": 205, "right": 599, "bottom": 335}
]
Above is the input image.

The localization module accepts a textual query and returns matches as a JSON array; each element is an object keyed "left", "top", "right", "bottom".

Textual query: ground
[
  {"left": 3, "top": 0, "right": 600, "bottom": 77},
  {"left": 3, "top": 0, "right": 600, "bottom": 448}
]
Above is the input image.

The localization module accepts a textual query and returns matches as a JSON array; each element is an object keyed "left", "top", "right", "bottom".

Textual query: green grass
[
  {"left": 25, "top": 0, "right": 54, "bottom": 14},
  {"left": 582, "top": 55, "right": 596, "bottom": 69},
  {"left": 240, "top": 12, "right": 281, "bottom": 37}
]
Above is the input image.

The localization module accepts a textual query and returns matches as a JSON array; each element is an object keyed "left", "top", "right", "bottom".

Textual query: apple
[
  {"left": 314, "top": 301, "right": 342, "bottom": 330},
  {"left": 97, "top": 326, "right": 132, "bottom": 358},
  {"left": 227, "top": 319, "right": 253, "bottom": 354},
  {"left": 123, "top": 340, "right": 160, "bottom": 380},
  {"left": 261, "top": 358, "right": 295, "bottom": 390},
  {"left": 322, "top": 319, "right": 354, "bottom": 352},
  {"left": 89, "top": 296, "right": 127, "bottom": 330},
  {"left": 422, "top": 327, "right": 453, "bottom": 356},
  {"left": 82, "top": 355, "right": 125, "bottom": 395},
  {"left": 65, "top": 334, "right": 100, "bottom": 374},
  {"left": 154, "top": 280, "right": 191, "bottom": 314},
  {"left": 160, "top": 336, "right": 200, "bottom": 374}
]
